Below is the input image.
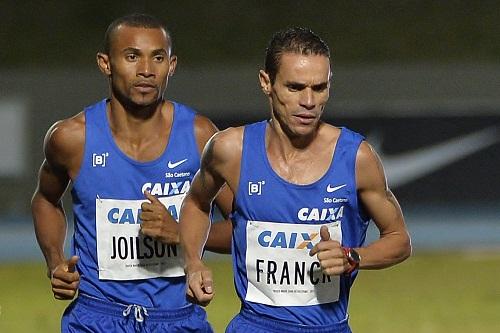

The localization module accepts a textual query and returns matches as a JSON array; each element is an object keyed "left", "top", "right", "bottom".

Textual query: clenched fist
[
  {"left": 140, "top": 191, "right": 180, "bottom": 244},
  {"left": 50, "top": 256, "right": 80, "bottom": 300}
]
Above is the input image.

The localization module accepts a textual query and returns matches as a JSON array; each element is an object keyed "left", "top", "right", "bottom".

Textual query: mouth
[
  {"left": 293, "top": 112, "right": 317, "bottom": 125},
  {"left": 133, "top": 82, "right": 156, "bottom": 93}
]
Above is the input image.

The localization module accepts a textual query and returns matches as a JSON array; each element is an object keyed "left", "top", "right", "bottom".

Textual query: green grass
[{"left": 1, "top": 252, "right": 499, "bottom": 332}]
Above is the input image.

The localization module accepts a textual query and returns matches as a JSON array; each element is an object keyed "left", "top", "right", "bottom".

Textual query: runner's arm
[
  {"left": 194, "top": 115, "right": 233, "bottom": 253},
  {"left": 32, "top": 121, "right": 74, "bottom": 275},
  {"left": 206, "top": 185, "right": 233, "bottom": 253},
  {"left": 355, "top": 141, "right": 412, "bottom": 269},
  {"left": 180, "top": 134, "right": 228, "bottom": 266},
  {"left": 180, "top": 133, "right": 230, "bottom": 305}
]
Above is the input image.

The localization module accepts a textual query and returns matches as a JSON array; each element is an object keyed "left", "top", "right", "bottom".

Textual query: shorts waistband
[
  {"left": 239, "top": 309, "right": 349, "bottom": 333},
  {"left": 77, "top": 293, "right": 195, "bottom": 321}
]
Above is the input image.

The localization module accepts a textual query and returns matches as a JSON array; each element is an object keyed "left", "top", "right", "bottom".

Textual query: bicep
[
  {"left": 189, "top": 136, "right": 228, "bottom": 208},
  {"left": 188, "top": 169, "right": 224, "bottom": 210},
  {"left": 356, "top": 142, "right": 405, "bottom": 235},
  {"left": 213, "top": 184, "right": 233, "bottom": 219},
  {"left": 190, "top": 128, "right": 240, "bottom": 213},
  {"left": 34, "top": 121, "right": 76, "bottom": 206},
  {"left": 34, "top": 159, "right": 70, "bottom": 206}
]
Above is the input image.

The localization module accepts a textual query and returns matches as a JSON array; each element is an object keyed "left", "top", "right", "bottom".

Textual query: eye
[
  {"left": 126, "top": 54, "right": 138, "bottom": 61},
  {"left": 287, "top": 84, "right": 304, "bottom": 92},
  {"left": 153, "top": 55, "right": 165, "bottom": 62},
  {"left": 312, "top": 83, "right": 329, "bottom": 92}
]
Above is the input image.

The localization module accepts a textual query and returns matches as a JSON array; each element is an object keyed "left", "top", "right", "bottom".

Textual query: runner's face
[
  {"left": 105, "top": 26, "right": 176, "bottom": 107},
  {"left": 263, "top": 53, "right": 331, "bottom": 137}
]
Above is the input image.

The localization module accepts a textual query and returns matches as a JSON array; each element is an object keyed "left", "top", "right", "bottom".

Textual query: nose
[
  {"left": 299, "top": 88, "right": 315, "bottom": 110},
  {"left": 137, "top": 58, "right": 154, "bottom": 78}
]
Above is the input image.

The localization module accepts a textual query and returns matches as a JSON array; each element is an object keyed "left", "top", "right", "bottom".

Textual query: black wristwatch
[{"left": 343, "top": 247, "right": 361, "bottom": 274}]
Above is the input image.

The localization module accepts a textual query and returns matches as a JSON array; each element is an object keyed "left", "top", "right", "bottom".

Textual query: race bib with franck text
[{"left": 245, "top": 220, "right": 342, "bottom": 306}]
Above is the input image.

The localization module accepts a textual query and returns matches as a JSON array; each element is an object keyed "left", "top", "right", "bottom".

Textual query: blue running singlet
[
  {"left": 70, "top": 99, "right": 200, "bottom": 309},
  {"left": 229, "top": 121, "right": 369, "bottom": 331}
]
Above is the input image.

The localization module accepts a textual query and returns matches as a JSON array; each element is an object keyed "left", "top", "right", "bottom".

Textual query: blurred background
[{"left": 0, "top": 1, "right": 499, "bottom": 331}]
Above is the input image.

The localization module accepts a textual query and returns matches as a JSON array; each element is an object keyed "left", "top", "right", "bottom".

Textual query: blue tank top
[
  {"left": 231, "top": 120, "right": 369, "bottom": 325},
  {"left": 71, "top": 99, "right": 200, "bottom": 309}
]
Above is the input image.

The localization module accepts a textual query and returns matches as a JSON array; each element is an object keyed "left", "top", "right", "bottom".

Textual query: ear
[
  {"left": 97, "top": 52, "right": 111, "bottom": 76},
  {"left": 259, "top": 70, "right": 271, "bottom": 95},
  {"left": 168, "top": 55, "right": 177, "bottom": 77}
]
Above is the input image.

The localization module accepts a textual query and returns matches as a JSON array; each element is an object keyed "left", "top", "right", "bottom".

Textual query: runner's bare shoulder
[
  {"left": 44, "top": 112, "right": 85, "bottom": 172},
  {"left": 193, "top": 114, "right": 219, "bottom": 153},
  {"left": 206, "top": 126, "right": 244, "bottom": 164}
]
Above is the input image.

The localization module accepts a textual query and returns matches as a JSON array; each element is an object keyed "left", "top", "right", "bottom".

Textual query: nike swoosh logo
[
  {"left": 167, "top": 158, "right": 188, "bottom": 169},
  {"left": 369, "top": 126, "right": 500, "bottom": 188},
  {"left": 327, "top": 184, "right": 347, "bottom": 192}
]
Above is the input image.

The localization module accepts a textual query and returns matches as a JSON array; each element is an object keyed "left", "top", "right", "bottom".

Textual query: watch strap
[{"left": 343, "top": 247, "right": 359, "bottom": 274}]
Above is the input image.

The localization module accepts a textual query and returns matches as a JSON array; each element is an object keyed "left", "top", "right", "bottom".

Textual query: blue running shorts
[
  {"left": 62, "top": 294, "right": 213, "bottom": 333},
  {"left": 226, "top": 310, "right": 351, "bottom": 333}
]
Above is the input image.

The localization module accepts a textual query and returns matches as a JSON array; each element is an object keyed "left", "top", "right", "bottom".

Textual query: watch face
[{"left": 349, "top": 249, "right": 361, "bottom": 263}]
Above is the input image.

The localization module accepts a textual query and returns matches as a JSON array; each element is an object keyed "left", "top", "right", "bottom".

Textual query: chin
[
  {"left": 296, "top": 120, "right": 319, "bottom": 132},
  {"left": 131, "top": 96, "right": 160, "bottom": 108},
  {"left": 287, "top": 126, "right": 315, "bottom": 139}
]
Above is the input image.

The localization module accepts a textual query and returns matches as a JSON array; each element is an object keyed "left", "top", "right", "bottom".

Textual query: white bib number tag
[
  {"left": 245, "top": 220, "right": 342, "bottom": 306},
  {"left": 96, "top": 195, "right": 185, "bottom": 280}
]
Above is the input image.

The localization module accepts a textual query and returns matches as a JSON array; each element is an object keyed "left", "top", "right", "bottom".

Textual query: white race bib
[
  {"left": 245, "top": 220, "right": 342, "bottom": 306},
  {"left": 96, "top": 195, "right": 185, "bottom": 280}
]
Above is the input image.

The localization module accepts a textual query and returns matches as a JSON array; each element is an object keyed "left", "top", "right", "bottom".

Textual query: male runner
[
  {"left": 180, "top": 27, "right": 411, "bottom": 333},
  {"left": 32, "top": 13, "right": 231, "bottom": 332}
]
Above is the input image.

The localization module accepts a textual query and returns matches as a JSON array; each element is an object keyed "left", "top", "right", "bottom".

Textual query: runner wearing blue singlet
[
  {"left": 179, "top": 27, "right": 412, "bottom": 333},
  {"left": 31, "top": 14, "right": 232, "bottom": 332}
]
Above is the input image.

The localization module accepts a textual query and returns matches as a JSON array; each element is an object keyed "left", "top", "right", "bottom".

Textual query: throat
[
  {"left": 107, "top": 101, "right": 173, "bottom": 162},
  {"left": 267, "top": 149, "right": 332, "bottom": 185},
  {"left": 115, "top": 133, "right": 169, "bottom": 162},
  {"left": 265, "top": 121, "right": 336, "bottom": 185}
]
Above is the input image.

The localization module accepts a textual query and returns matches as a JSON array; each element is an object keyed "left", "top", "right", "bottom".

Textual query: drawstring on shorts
[{"left": 123, "top": 304, "right": 149, "bottom": 325}]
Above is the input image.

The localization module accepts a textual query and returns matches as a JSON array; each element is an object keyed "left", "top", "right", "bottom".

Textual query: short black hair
[
  {"left": 103, "top": 13, "right": 172, "bottom": 55},
  {"left": 265, "top": 27, "right": 330, "bottom": 84}
]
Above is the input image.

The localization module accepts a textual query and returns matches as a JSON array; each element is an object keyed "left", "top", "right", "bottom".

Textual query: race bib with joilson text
[{"left": 96, "top": 195, "right": 184, "bottom": 280}]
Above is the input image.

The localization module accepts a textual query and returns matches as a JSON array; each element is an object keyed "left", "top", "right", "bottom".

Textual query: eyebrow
[
  {"left": 121, "top": 47, "right": 140, "bottom": 54},
  {"left": 286, "top": 82, "right": 306, "bottom": 88},
  {"left": 285, "top": 81, "right": 329, "bottom": 89},
  {"left": 312, "top": 82, "right": 329, "bottom": 90},
  {"left": 121, "top": 47, "right": 168, "bottom": 55},
  {"left": 152, "top": 49, "right": 168, "bottom": 55}
]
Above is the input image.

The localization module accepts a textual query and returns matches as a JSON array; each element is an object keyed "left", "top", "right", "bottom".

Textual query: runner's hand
[
  {"left": 185, "top": 261, "right": 214, "bottom": 307},
  {"left": 140, "top": 191, "right": 179, "bottom": 244},
  {"left": 50, "top": 256, "right": 80, "bottom": 300},
  {"left": 309, "top": 226, "right": 348, "bottom": 276}
]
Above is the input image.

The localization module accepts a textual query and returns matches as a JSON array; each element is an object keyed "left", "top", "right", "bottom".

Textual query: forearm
[
  {"left": 204, "top": 184, "right": 233, "bottom": 253},
  {"left": 205, "top": 219, "right": 232, "bottom": 254},
  {"left": 180, "top": 196, "right": 212, "bottom": 267},
  {"left": 355, "top": 142, "right": 412, "bottom": 270},
  {"left": 357, "top": 231, "right": 411, "bottom": 270},
  {"left": 32, "top": 194, "right": 68, "bottom": 274}
]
